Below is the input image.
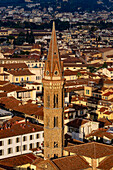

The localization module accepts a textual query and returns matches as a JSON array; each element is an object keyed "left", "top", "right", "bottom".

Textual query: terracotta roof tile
[
  {"left": 66, "top": 118, "right": 89, "bottom": 128},
  {"left": 6, "top": 69, "right": 35, "bottom": 76},
  {"left": 14, "top": 104, "right": 44, "bottom": 117},
  {"left": 3, "top": 116, "right": 24, "bottom": 125},
  {"left": 97, "top": 155, "right": 113, "bottom": 170},
  {"left": 0, "top": 97, "right": 21, "bottom": 110},
  {"left": 2, "top": 63, "right": 28, "bottom": 69},
  {"left": 0, "top": 153, "right": 38, "bottom": 167},
  {"left": 64, "top": 142, "right": 113, "bottom": 159},
  {"left": 86, "top": 128, "right": 113, "bottom": 139},
  {"left": 98, "top": 118, "right": 112, "bottom": 126},
  {"left": 0, "top": 122, "right": 43, "bottom": 139},
  {"left": 53, "top": 155, "right": 91, "bottom": 170},
  {"left": 99, "top": 107, "right": 108, "bottom": 112},
  {"left": 0, "top": 81, "right": 9, "bottom": 86}
]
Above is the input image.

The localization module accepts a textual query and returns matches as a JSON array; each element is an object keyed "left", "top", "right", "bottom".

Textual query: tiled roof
[
  {"left": 0, "top": 97, "right": 21, "bottom": 110},
  {"left": 66, "top": 118, "right": 89, "bottom": 128},
  {"left": 36, "top": 159, "right": 58, "bottom": 170},
  {"left": 6, "top": 69, "right": 35, "bottom": 76},
  {"left": 0, "top": 83, "right": 25, "bottom": 93},
  {"left": 104, "top": 111, "right": 113, "bottom": 115},
  {"left": 103, "top": 92, "right": 113, "bottom": 96},
  {"left": 14, "top": 104, "right": 44, "bottom": 117},
  {"left": 98, "top": 47, "right": 113, "bottom": 53},
  {"left": 98, "top": 118, "right": 112, "bottom": 126},
  {"left": 66, "top": 86, "right": 84, "bottom": 92},
  {"left": 86, "top": 128, "right": 113, "bottom": 139},
  {"left": 104, "top": 79, "right": 113, "bottom": 85},
  {"left": 108, "top": 68, "right": 113, "bottom": 71},
  {"left": 0, "top": 81, "right": 9, "bottom": 86},
  {"left": 32, "top": 44, "right": 41, "bottom": 49},
  {"left": 99, "top": 107, "right": 108, "bottom": 112},
  {"left": 53, "top": 155, "right": 91, "bottom": 170},
  {"left": 64, "top": 142, "right": 113, "bottom": 159},
  {"left": 0, "top": 122, "right": 43, "bottom": 139},
  {"left": 97, "top": 155, "right": 113, "bottom": 170},
  {"left": 3, "top": 116, "right": 24, "bottom": 125},
  {"left": 2, "top": 63, "right": 28, "bottom": 69},
  {"left": 0, "top": 153, "right": 39, "bottom": 167}
]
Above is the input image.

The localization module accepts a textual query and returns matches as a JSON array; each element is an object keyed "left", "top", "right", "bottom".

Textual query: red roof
[
  {"left": 64, "top": 142, "right": 113, "bottom": 159},
  {"left": 0, "top": 153, "right": 41, "bottom": 167}
]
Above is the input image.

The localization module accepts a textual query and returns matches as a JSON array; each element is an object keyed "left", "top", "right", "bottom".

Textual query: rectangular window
[
  {"left": 16, "top": 78, "right": 18, "bottom": 81},
  {"left": 54, "top": 117, "right": 58, "bottom": 127},
  {"left": 0, "top": 141, "right": 3, "bottom": 146},
  {"left": 8, "top": 139, "right": 12, "bottom": 145},
  {"left": 23, "top": 145, "right": 27, "bottom": 151},
  {"left": 30, "top": 135, "right": 33, "bottom": 140},
  {"left": 16, "top": 146, "right": 20, "bottom": 152},
  {"left": 36, "top": 134, "right": 39, "bottom": 139},
  {"left": 36, "top": 76, "right": 40, "bottom": 80},
  {"left": 23, "top": 136, "right": 27, "bottom": 141},
  {"left": 37, "top": 87, "right": 39, "bottom": 90},
  {"left": 0, "top": 150, "right": 3, "bottom": 156},
  {"left": 8, "top": 148, "right": 12, "bottom": 154},
  {"left": 29, "top": 143, "right": 32, "bottom": 149},
  {"left": 21, "top": 77, "right": 24, "bottom": 81},
  {"left": 86, "top": 89, "right": 89, "bottom": 94},
  {"left": 37, "top": 142, "right": 39, "bottom": 148},
  {"left": 16, "top": 137, "right": 19, "bottom": 143}
]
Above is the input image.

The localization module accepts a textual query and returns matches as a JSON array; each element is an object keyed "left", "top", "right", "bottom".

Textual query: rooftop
[{"left": 64, "top": 142, "right": 113, "bottom": 159}]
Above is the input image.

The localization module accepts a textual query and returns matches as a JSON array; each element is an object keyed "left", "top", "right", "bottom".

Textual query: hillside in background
[{"left": 0, "top": 0, "right": 113, "bottom": 12}]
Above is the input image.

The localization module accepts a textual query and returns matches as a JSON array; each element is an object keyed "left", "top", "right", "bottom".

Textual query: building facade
[
  {"left": 43, "top": 22, "right": 65, "bottom": 159},
  {"left": 0, "top": 122, "right": 44, "bottom": 159}
]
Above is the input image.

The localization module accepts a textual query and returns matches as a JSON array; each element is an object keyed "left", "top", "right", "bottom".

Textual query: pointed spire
[{"left": 44, "top": 21, "right": 62, "bottom": 79}]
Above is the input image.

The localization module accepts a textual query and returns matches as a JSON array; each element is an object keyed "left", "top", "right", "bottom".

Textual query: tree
[
  {"left": 98, "top": 35, "right": 101, "bottom": 42},
  {"left": 26, "top": 30, "right": 29, "bottom": 43},
  {"left": 87, "top": 66, "right": 97, "bottom": 73},
  {"left": 26, "top": 30, "right": 35, "bottom": 44},
  {"left": 77, "top": 72, "right": 81, "bottom": 79},
  {"left": 14, "top": 32, "right": 26, "bottom": 45},
  {"left": 102, "top": 62, "right": 107, "bottom": 68}
]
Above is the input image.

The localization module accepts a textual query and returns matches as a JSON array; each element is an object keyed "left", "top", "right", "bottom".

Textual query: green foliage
[
  {"left": 7, "top": 35, "right": 15, "bottom": 40},
  {"left": 14, "top": 30, "right": 35, "bottom": 45},
  {"left": 87, "top": 62, "right": 107, "bottom": 73},
  {"left": 14, "top": 32, "right": 26, "bottom": 45},
  {"left": 26, "top": 30, "right": 35, "bottom": 44},
  {"left": 87, "top": 66, "right": 97, "bottom": 73},
  {"left": 0, "top": 38, "right": 6, "bottom": 44},
  {"left": 77, "top": 72, "right": 82, "bottom": 78},
  {"left": 20, "top": 51, "right": 30, "bottom": 55}
]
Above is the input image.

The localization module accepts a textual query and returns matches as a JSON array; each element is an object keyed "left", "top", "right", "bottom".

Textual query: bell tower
[{"left": 42, "top": 22, "right": 65, "bottom": 159}]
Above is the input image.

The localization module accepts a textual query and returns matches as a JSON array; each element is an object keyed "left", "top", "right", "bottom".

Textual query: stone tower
[{"left": 42, "top": 22, "right": 65, "bottom": 159}]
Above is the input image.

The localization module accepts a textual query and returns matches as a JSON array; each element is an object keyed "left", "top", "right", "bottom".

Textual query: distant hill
[
  {"left": 0, "top": 0, "right": 113, "bottom": 12},
  {"left": 0, "top": 0, "right": 26, "bottom": 6}
]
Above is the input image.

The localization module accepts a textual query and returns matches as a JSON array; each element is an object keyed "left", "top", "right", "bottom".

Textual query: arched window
[
  {"left": 47, "top": 117, "right": 49, "bottom": 127},
  {"left": 54, "top": 94, "right": 58, "bottom": 108},
  {"left": 47, "top": 95, "right": 50, "bottom": 107},
  {"left": 54, "top": 117, "right": 58, "bottom": 127}
]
